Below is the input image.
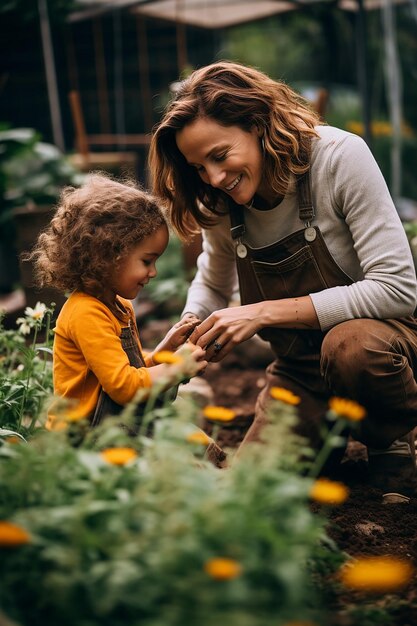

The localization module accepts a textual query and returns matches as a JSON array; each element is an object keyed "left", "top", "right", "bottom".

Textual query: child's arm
[{"left": 63, "top": 298, "right": 205, "bottom": 405}]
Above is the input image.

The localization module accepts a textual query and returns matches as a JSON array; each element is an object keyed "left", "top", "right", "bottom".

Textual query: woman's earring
[{"left": 261, "top": 136, "right": 265, "bottom": 153}]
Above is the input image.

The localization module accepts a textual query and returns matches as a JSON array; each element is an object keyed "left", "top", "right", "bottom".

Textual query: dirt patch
[
  {"left": 203, "top": 357, "right": 417, "bottom": 624},
  {"left": 141, "top": 320, "right": 417, "bottom": 622}
]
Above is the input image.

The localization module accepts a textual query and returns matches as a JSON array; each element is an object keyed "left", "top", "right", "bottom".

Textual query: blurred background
[{"left": 1, "top": 0, "right": 416, "bottom": 324}]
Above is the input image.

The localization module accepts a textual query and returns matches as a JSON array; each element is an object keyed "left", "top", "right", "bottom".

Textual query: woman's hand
[
  {"left": 188, "top": 303, "right": 262, "bottom": 362},
  {"left": 152, "top": 315, "right": 201, "bottom": 355}
]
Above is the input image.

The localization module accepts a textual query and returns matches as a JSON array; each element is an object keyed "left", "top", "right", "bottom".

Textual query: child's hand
[
  {"left": 176, "top": 342, "right": 207, "bottom": 378},
  {"left": 152, "top": 315, "right": 201, "bottom": 355},
  {"left": 147, "top": 341, "right": 207, "bottom": 389}
]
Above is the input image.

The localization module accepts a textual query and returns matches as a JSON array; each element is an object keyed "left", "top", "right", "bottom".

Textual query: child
[{"left": 30, "top": 173, "right": 207, "bottom": 429}]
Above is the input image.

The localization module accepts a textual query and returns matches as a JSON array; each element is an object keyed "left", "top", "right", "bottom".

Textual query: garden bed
[
  {"left": 202, "top": 356, "right": 417, "bottom": 625},
  {"left": 2, "top": 309, "right": 417, "bottom": 626}
]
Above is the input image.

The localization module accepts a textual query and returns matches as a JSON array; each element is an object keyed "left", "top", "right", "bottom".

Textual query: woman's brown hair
[
  {"left": 29, "top": 173, "right": 166, "bottom": 303},
  {"left": 149, "top": 60, "right": 321, "bottom": 240}
]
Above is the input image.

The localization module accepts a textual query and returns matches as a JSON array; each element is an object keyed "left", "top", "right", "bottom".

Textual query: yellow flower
[
  {"left": 339, "top": 556, "right": 413, "bottom": 592},
  {"left": 204, "top": 557, "right": 242, "bottom": 580},
  {"left": 270, "top": 387, "right": 301, "bottom": 405},
  {"left": 203, "top": 406, "right": 236, "bottom": 422},
  {"left": 0, "top": 521, "right": 30, "bottom": 547},
  {"left": 328, "top": 397, "right": 366, "bottom": 422},
  {"left": 310, "top": 478, "right": 349, "bottom": 505},
  {"left": 346, "top": 120, "right": 414, "bottom": 139},
  {"left": 186, "top": 431, "right": 212, "bottom": 446},
  {"left": 101, "top": 447, "right": 138, "bottom": 466},
  {"left": 4, "top": 436, "right": 22, "bottom": 445},
  {"left": 152, "top": 351, "right": 184, "bottom": 365}
]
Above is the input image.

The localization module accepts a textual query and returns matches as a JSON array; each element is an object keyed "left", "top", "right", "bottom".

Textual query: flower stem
[
  {"left": 308, "top": 418, "right": 347, "bottom": 479},
  {"left": 17, "top": 326, "right": 38, "bottom": 433}
]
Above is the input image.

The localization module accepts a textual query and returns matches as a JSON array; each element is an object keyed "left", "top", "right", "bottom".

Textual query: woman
[{"left": 149, "top": 60, "right": 417, "bottom": 503}]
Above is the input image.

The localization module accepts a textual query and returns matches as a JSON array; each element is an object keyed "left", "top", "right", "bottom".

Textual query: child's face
[{"left": 111, "top": 225, "right": 169, "bottom": 300}]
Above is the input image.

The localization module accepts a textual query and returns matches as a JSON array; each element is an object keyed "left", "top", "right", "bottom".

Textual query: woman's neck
[
  {"left": 248, "top": 191, "right": 284, "bottom": 211},
  {"left": 251, "top": 176, "right": 287, "bottom": 210}
]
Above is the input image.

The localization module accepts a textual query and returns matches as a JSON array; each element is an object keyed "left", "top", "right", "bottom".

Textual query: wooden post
[
  {"left": 93, "top": 17, "right": 111, "bottom": 135},
  {"left": 68, "top": 90, "right": 90, "bottom": 164},
  {"left": 38, "top": 0, "right": 65, "bottom": 151},
  {"left": 136, "top": 16, "right": 153, "bottom": 133}
]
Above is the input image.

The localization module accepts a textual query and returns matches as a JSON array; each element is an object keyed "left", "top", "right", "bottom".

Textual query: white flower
[
  {"left": 24, "top": 302, "right": 47, "bottom": 321},
  {"left": 16, "top": 318, "right": 31, "bottom": 335}
]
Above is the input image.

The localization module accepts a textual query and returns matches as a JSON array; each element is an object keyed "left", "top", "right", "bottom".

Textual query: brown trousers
[{"left": 241, "top": 317, "right": 417, "bottom": 452}]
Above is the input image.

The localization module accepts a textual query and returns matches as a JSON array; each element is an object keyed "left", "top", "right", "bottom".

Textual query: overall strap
[
  {"left": 229, "top": 201, "right": 246, "bottom": 241},
  {"left": 297, "top": 167, "right": 315, "bottom": 225}
]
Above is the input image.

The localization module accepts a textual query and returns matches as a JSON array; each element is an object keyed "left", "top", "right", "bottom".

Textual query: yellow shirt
[{"left": 48, "top": 292, "right": 152, "bottom": 427}]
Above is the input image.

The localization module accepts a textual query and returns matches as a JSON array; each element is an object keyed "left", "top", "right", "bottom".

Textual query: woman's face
[{"left": 176, "top": 117, "right": 264, "bottom": 205}]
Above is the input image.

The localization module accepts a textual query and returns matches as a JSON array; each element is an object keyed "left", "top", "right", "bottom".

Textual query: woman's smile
[{"left": 225, "top": 174, "right": 242, "bottom": 191}]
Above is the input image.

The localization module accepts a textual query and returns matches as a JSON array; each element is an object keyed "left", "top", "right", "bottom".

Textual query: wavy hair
[
  {"left": 29, "top": 173, "right": 166, "bottom": 304},
  {"left": 149, "top": 60, "right": 321, "bottom": 240}
]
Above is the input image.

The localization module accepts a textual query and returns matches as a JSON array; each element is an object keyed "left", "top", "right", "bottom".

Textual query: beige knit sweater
[{"left": 183, "top": 126, "right": 417, "bottom": 331}]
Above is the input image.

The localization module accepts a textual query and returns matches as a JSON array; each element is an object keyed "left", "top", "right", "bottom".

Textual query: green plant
[
  {"left": 2, "top": 341, "right": 414, "bottom": 625},
  {"left": 145, "top": 234, "right": 190, "bottom": 317},
  {"left": 0, "top": 127, "right": 83, "bottom": 219},
  {"left": 0, "top": 301, "right": 54, "bottom": 438},
  {"left": 0, "top": 127, "right": 84, "bottom": 293},
  {"left": 0, "top": 385, "right": 342, "bottom": 626}
]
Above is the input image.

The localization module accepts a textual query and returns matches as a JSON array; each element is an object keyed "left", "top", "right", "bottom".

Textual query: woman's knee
[
  {"left": 321, "top": 320, "right": 369, "bottom": 368},
  {"left": 320, "top": 319, "right": 392, "bottom": 390}
]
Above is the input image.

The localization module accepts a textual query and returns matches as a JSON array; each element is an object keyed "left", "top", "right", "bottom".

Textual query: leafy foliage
[
  {"left": 0, "top": 127, "right": 83, "bottom": 220},
  {"left": 0, "top": 395, "right": 335, "bottom": 626},
  {"left": 145, "top": 234, "right": 190, "bottom": 316},
  {"left": 0, "top": 303, "right": 54, "bottom": 437}
]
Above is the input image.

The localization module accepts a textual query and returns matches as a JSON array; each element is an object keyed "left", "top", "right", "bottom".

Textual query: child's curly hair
[{"left": 30, "top": 173, "right": 167, "bottom": 300}]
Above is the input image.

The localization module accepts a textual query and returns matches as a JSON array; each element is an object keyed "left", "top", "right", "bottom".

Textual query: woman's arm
[
  {"left": 310, "top": 131, "right": 417, "bottom": 329},
  {"left": 189, "top": 296, "right": 319, "bottom": 361}
]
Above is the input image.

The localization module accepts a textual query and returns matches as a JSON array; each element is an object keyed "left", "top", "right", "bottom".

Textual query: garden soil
[
  {"left": 141, "top": 322, "right": 417, "bottom": 624},
  {"left": 203, "top": 356, "right": 417, "bottom": 625}
]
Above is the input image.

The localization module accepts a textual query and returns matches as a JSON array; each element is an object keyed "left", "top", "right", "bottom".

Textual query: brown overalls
[{"left": 230, "top": 169, "right": 417, "bottom": 451}]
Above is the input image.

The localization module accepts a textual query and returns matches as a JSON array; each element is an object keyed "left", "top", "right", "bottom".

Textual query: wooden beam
[{"left": 86, "top": 134, "right": 151, "bottom": 146}]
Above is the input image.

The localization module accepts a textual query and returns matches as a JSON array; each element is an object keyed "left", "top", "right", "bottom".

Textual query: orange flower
[
  {"left": 346, "top": 120, "right": 414, "bottom": 139},
  {"left": 101, "top": 447, "right": 138, "bottom": 466},
  {"left": 270, "top": 387, "right": 301, "bottom": 405},
  {"left": 0, "top": 521, "right": 30, "bottom": 547},
  {"left": 340, "top": 556, "right": 413, "bottom": 592},
  {"left": 204, "top": 557, "right": 242, "bottom": 580},
  {"left": 328, "top": 397, "right": 366, "bottom": 422},
  {"left": 310, "top": 478, "right": 349, "bottom": 505},
  {"left": 152, "top": 351, "right": 184, "bottom": 365},
  {"left": 186, "top": 431, "right": 212, "bottom": 446},
  {"left": 203, "top": 406, "right": 236, "bottom": 422},
  {"left": 4, "top": 436, "right": 22, "bottom": 444}
]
